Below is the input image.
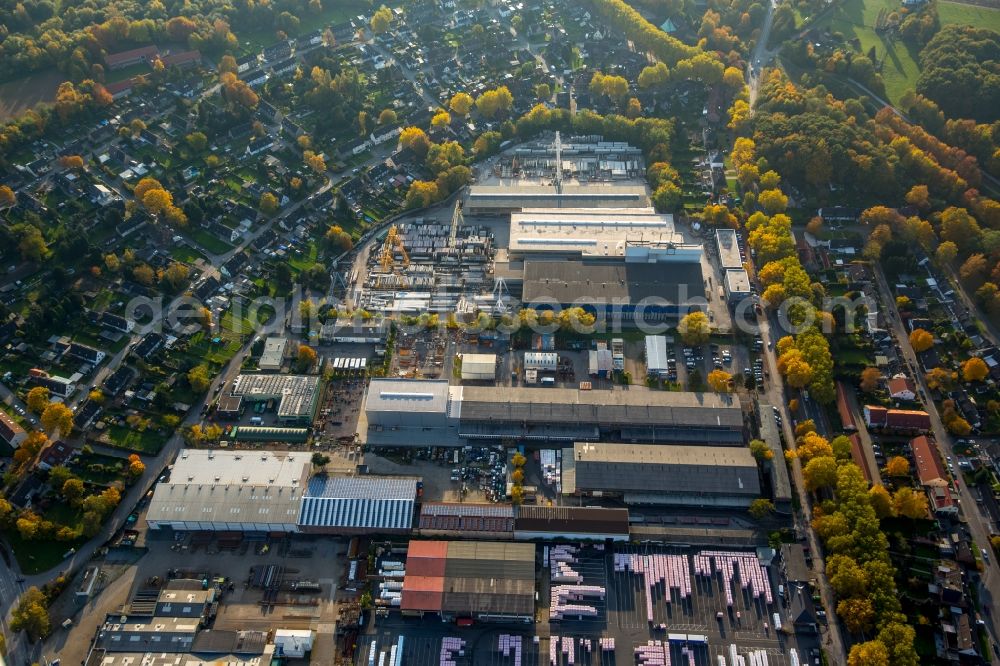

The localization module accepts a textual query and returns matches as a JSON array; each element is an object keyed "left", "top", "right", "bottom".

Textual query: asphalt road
[
  {"left": 872, "top": 265, "right": 1000, "bottom": 664},
  {"left": 755, "top": 309, "right": 848, "bottom": 666}
]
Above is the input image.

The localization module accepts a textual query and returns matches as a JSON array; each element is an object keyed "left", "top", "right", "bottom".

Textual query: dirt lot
[{"left": 0, "top": 69, "right": 64, "bottom": 122}]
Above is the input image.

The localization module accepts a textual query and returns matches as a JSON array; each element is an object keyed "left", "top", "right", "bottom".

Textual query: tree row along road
[{"left": 755, "top": 307, "right": 848, "bottom": 665}]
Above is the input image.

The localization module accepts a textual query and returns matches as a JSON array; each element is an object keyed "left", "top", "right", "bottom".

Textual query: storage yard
[{"left": 355, "top": 542, "right": 816, "bottom": 666}]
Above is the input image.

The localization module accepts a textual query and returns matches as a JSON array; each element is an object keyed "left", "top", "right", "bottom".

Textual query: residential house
[
  {"left": 68, "top": 342, "right": 106, "bottom": 366},
  {"left": 864, "top": 405, "right": 931, "bottom": 431},
  {"left": 100, "top": 312, "right": 135, "bottom": 334},
  {"left": 263, "top": 40, "right": 292, "bottom": 62},
  {"left": 911, "top": 435, "right": 957, "bottom": 515},
  {"left": 270, "top": 57, "right": 298, "bottom": 77},
  {"left": 236, "top": 54, "right": 259, "bottom": 73},
  {"left": 817, "top": 206, "right": 860, "bottom": 223},
  {"left": 90, "top": 183, "right": 117, "bottom": 207},
  {"left": 30, "top": 370, "right": 76, "bottom": 398},
  {"left": 105, "top": 46, "right": 159, "bottom": 70},
  {"left": 888, "top": 375, "right": 917, "bottom": 401},
  {"left": 296, "top": 30, "right": 323, "bottom": 49},
  {"left": 370, "top": 122, "right": 402, "bottom": 146},
  {"left": 132, "top": 332, "right": 164, "bottom": 360},
  {"left": 281, "top": 117, "right": 304, "bottom": 139},
  {"left": 240, "top": 69, "right": 268, "bottom": 88},
  {"left": 0, "top": 411, "right": 27, "bottom": 449},
  {"left": 256, "top": 100, "right": 279, "bottom": 123},
  {"left": 246, "top": 137, "right": 274, "bottom": 157},
  {"left": 330, "top": 22, "right": 356, "bottom": 44},
  {"left": 74, "top": 401, "right": 101, "bottom": 430},
  {"left": 340, "top": 137, "right": 371, "bottom": 157},
  {"left": 37, "top": 441, "right": 75, "bottom": 471},
  {"left": 103, "top": 366, "right": 134, "bottom": 396}
]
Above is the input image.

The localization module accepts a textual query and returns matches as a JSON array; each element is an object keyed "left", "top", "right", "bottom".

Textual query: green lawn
[
  {"left": 185, "top": 329, "right": 243, "bottom": 366},
  {"left": 288, "top": 241, "right": 320, "bottom": 273},
  {"left": 105, "top": 425, "right": 169, "bottom": 454},
  {"left": 811, "top": 0, "right": 923, "bottom": 103},
  {"left": 187, "top": 229, "right": 234, "bottom": 255},
  {"left": 938, "top": 1, "right": 1000, "bottom": 32},
  {"left": 811, "top": 0, "right": 1000, "bottom": 103},
  {"left": 237, "top": 0, "right": 368, "bottom": 53},
  {"left": 72, "top": 452, "right": 128, "bottom": 485},
  {"left": 171, "top": 244, "right": 207, "bottom": 265},
  {"left": 3, "top": 529, "right": 82, "bottom": 575},
  {"left": 221, "top": 309, "right": 256, "bottom": 336}
]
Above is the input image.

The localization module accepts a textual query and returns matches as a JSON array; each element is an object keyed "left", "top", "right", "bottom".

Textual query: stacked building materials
[
  {"left": 635, "top": 641, "right": 671, "bottom": 666},
  {"left": 694, "top": 551, "right": 772, "bottom": 606},
  {"left": 725, "top": 645, "right": 771, "bottom": 666},
  {"left": 561, "top": 634, "right": 575, "bottom": 664},
  {"left": 440, "top": 637, "right": 465, "bottom": 666},
  {"left": 498, "top": 634, "right": 522, "bottom": 666},
  {"left": 613, "top": 553, "right": 692, "bottom": 622},
  {"left": 549, "top": 585, "right": 605, "bottom": 619}
]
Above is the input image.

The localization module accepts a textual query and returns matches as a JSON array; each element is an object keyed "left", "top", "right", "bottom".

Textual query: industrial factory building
[
  {"left": 715, "top": 228, "right": 744, "bottom": 270},
  {"left": 225, "top": 374, "right": 321, "bottom": 425},
  {"left": 144, "top": 450, "right": 307, "bottom": 532},
  {"left": 297, "top": 475, "right": 417, "bottom": 535},
  {"left": 361, "top": 379, "right": 744, "bottom": 446},
  {"left": 566, "top": 442, "right": 761, "bottom": 508},
  {"left": 400, "top": 541, "right": 536, "bottom": 622},
  {"left": 521, "top": 259, "right": 705, "bottom": 320},
  {"left": 145, "top": 450, "right": 417, "bottom": 534},
  {"left": 459, "top": 353, "right": 497, "bottom": 381},
  {"left": 506, "top": 207, "right": 699, "bottom": 262},
  {"left": 466, "top": 134, "right": 650, "bottom": 215}
]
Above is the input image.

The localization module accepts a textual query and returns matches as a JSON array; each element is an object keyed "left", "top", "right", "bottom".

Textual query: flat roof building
[
  {"left": 460, "top": 353, "right": 497, "bottom": 381},
  {"left": 145, "top": 450, "right": 307, "bottom": 532},
  {"left": 507, "top": 207, "right": 698, "bottom": 261},
  {"left": 362, "top": 379, "right": 744, "bottom": 446},
  {"left": 229, "top": 374, "right": 321, "bottom": 425},
  {"left": 466, "top": 183, "right": 650, "bottom": 216},
  {"left": 514, "top": 506, "right": 629, "bottom": 542},
  {"left": 569, "top": 442, "right": 760, "bottom": 508},
  {"left": 758, "top": 404, "right": 793, "bottom": 511},
  {"left": 521, "top": 260, "right": 705, "bottom": 320},
  {"left": 715, "top": 228, "right": 743, "bottom": 270},
  {"left": 364, "top": 378, "right": 452, "bottom": 428},
  {"left": 401, "top": 541, "right": 535, "bottom": 621},
  {"left": 146, "top": 449, "right": 418, "bottom": 534},
  {"left": 258, "top": 336, "right": 287, "bottom": 372},
  {"left": 724, "top": 268, "right": 752, "bottom": 305},
  {"left": 645, "top": 335, "right": 670, "bottom": 377}
]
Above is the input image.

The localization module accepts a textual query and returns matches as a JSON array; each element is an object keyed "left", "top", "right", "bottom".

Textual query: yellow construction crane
[{"left": 380, "top": 225, "right": 409, "bottom": 272}]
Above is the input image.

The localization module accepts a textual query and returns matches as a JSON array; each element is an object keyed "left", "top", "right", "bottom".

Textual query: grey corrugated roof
[
  {"left": 522, "top": 259, "right": 704, "bottom": 305},
  {"left": 458, "top": 386, "right": 741, "bottom": 428},
  {"left": 298, "top": 476, "right": 417, "bottom": 530},
  {"left": 573, "top": 442, "right": 759, "bottom": 495}
]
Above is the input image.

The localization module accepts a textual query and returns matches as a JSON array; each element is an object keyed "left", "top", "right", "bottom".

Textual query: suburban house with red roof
[
  {"left": 888, "top": 375, "right": 917, "bottom": 401},
  {"left": 911, "top": 435, "right": 957, "bottom": 515},
  {"left": 864, "top": 405, "right": 931, "bottom": 432}
]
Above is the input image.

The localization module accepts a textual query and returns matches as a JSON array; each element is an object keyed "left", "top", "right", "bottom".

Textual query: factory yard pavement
[{"left": 42, "top": 535, "right": 351, "bottom": 666}]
